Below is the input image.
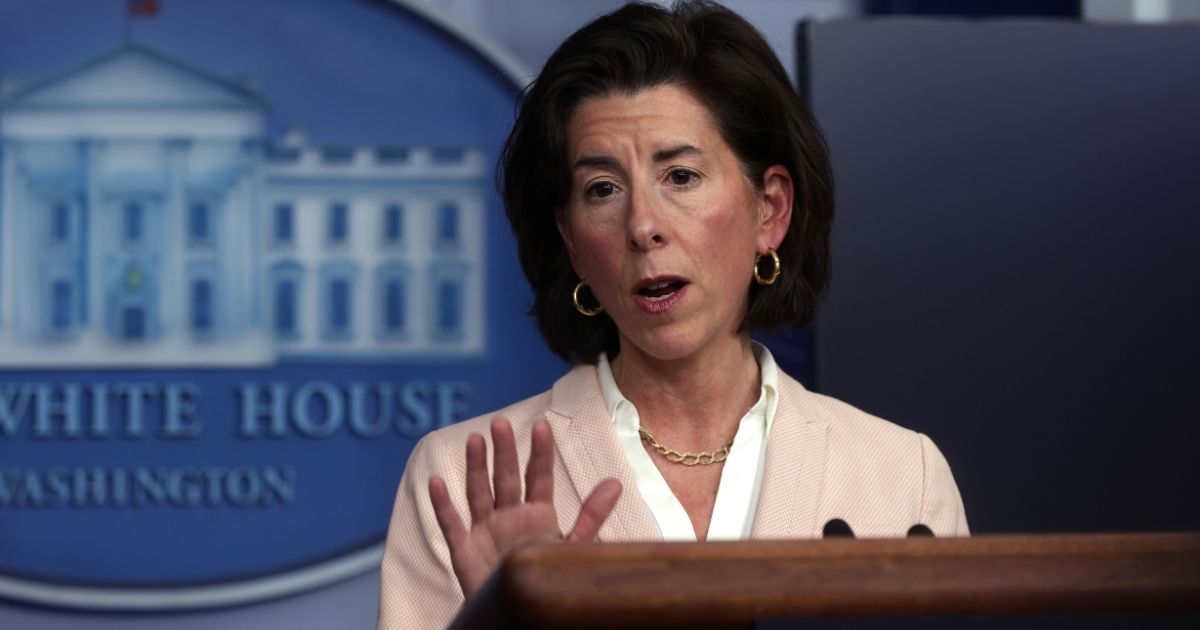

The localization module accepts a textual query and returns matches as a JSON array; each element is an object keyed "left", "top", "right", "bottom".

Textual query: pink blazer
[{"left": 377, "top": 364, "right": 967, "bottom": 629}]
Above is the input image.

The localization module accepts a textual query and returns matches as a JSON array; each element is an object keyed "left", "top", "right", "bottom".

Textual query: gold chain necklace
[{"left": 637, "top": 427, "right": 732, "bottom": 466}]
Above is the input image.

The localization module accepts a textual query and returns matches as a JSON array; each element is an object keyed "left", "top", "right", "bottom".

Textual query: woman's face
[{"left": 557, "top": 84, "right": 792, "bottom": 363}]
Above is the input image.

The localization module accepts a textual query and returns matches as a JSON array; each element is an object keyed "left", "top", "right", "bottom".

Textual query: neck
[{"left": 610, "top": 334, "right": 760, "bottom": 450}]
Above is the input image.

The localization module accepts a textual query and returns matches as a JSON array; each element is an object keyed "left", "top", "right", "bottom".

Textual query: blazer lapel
[
  {"left": 545, "top": 365, "right": 659, "bottom": 542},
  {"left": 751, "top": 375, "right": 829, "bottom": 539}
]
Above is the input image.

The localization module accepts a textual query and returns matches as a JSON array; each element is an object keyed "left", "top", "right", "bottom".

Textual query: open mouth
[{"left": 637, "top": 280, "right": 687, "bottom": 301}]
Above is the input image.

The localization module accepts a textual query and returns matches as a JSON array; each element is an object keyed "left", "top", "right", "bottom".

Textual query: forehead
[{"left": 566, "top": 84, "right": 724, "bottom": 157}]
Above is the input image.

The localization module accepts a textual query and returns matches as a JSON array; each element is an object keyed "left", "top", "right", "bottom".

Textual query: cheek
[
  {"left": 703, "top": 193, "right": 759, "bottom": 258},
  {"left": 566, "top": 225, "right": 620, "bottom": 282}
]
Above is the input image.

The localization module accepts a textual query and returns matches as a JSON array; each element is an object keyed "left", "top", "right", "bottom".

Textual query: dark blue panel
[
  {"left": 123, "top": 203, "right": 142, "bottom": 242},
  {"left": 864, "top": 0, "right": 1080, "bottom": 17},
  {"left": 438, "top": 280, "right": 460, "bottom": 333},
  {"left": 51, "top": 281, "right": 71, "bottom": 330},
  {"left": 121, "top": 307, "right": 144, "bottom": 340},
  {"left": 274, "top": 280, "right": 295, "bottom": 335},
  {"left": 188, "top": 203, "right": 209, "bottom": 243},
  {"left": 273, "top": 203, "right": 293, "bottom": 243},
  {"left": 328, "top": 203, "right": 348, "bottom": 244},
  {"left": 191, "top": 280, "right": 211, "bottom": 332},
  {"left": 437, "top": 203, "right": 458, "bottom": 244},
  {"left": 52, "top": 203, "right": 70, "bottom": 242},
  {"left": 804, "top": 19, "right": 1200, "bottom": 533},
  {"left": 384, "top": 205, "right": 403, "bottom": 243},
  {"left": 330, "top": 279, "right": 350, "bottom": 332},
  {"left": 384, "top": 279, "right": 404, "bottom": 331}
]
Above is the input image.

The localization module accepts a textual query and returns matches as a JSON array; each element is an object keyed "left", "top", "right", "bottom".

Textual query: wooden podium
[{"left": 452, "top": 533, "right": 1200, "bottom": 628}]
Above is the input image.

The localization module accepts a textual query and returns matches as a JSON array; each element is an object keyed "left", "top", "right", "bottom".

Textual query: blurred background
[{"left": 0, "top": 0, "right": 1196, "bottom": 627}]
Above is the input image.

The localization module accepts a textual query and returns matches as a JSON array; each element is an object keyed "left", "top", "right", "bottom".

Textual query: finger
[
  {"left": 567, "top": 478, "right": 623, "bottom": 542},
  {"left": 428, "top": 475, "right": 467, "bottom": 548},
  {"left": 464, "top": 433, "right": 493, "bottom": 525},
  {"left": 525, "top": 419, "right": 555, "bottom": 503},
  {"left": 430, "top": 476, "right": 489, "bottom": 598},
  {"left": 490, "top": 416, "right": 522, "bottom": 508}
]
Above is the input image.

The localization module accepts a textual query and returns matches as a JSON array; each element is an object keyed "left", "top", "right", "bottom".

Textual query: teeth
[{"left": 647, "top": 281, "right": 670, "bottom": 290}]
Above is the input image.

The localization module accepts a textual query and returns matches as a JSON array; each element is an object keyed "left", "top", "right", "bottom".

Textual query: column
[
  {"left": 163, "top": 138, "right": 188, "bottom": 343},
  {"left": 85, "top": 139, "right": 105, "bottom": 343}
]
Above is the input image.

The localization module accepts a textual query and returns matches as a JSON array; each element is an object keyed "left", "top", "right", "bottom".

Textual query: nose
[{"left": 625, "top": 186, "right": 665, "bottom": 251}]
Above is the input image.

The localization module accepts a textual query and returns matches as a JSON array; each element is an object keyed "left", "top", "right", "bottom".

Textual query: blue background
[{"left": 0, "top": 0, "right": 569, "bottom": 587}]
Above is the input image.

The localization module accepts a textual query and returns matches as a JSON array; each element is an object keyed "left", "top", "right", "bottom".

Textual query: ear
[
  {"left": 555, "top": 207, "right": 581, "bottom": 273},
  {"left": 756, "top": 165, "right": 793, "bottom": 253}
]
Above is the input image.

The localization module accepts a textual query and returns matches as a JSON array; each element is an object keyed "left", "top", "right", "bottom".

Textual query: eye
[
  {"left": 586, "top": 181, "right": 617, "bottom": 199},
  {"left": 667, "top": 169, "right": 699, "bottom": 187}
]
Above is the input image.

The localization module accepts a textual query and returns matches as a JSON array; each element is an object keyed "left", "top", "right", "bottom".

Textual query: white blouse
[{"left": 596, "top": 342, "right": 780, "bottom": 541}]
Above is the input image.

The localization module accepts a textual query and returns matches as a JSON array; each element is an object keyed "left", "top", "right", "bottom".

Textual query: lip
[{"left": 632, "top": 276, "right": 689, "bottom": 314}]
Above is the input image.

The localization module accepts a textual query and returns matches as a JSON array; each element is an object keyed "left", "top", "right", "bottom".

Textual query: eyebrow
[
  {"left": 652, "top": 144, "right": 702, "bottom": 162},
  {"left": 572, "top": 145, "right": 703, "bottom": 171},
  {"left": 573, "top": 155, "right": 621, "bottom": 171}
]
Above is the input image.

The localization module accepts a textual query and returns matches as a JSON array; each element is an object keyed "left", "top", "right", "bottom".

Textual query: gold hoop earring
[
  {"left": 754, "top": 249, "right": 781, "bottom": 286},
  {"left": 573, "top": 279, "right": 604, "bottom": 316}
]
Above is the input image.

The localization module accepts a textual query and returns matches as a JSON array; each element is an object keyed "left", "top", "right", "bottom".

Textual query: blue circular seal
[{"left": 0, "top": 0, "right": 566, "bottom": 610}]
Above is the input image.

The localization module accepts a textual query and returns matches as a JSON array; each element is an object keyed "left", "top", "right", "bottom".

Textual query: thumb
[{"left": 566, "top": 478, "right": 622, "bottom": 542}]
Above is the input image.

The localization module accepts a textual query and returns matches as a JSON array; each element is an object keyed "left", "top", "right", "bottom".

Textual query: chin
[{"left": 618, "top": 326, "right": 715, "bottom": 363}]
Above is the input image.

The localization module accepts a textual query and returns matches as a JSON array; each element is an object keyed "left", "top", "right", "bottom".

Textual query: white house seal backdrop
[{"left": 0, "top": 0, "right": 565, "bottom": 610}]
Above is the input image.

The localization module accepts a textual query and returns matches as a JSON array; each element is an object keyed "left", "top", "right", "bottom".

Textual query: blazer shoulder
[
  {"left": 779, "top": 373, "right": 923, "bottom": 453},
  {"left": 776, "top": 375, "right": 968, "bottom": 536}
]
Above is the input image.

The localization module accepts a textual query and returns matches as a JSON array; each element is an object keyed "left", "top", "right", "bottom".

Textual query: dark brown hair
[{"left": 500, "top": 0, "right": 834, "bottom": 364}]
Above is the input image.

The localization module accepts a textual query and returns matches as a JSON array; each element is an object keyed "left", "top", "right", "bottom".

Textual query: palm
[
  {"left": 453, "top": 501, "right": 558, "bottom": 591},
  {"left": 429, "top": 417, "right": 622, "bottom": 598}
]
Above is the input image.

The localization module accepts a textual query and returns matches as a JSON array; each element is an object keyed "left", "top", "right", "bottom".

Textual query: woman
[{"left": 378, "top": 2, "right": 967, "bottom": 627}]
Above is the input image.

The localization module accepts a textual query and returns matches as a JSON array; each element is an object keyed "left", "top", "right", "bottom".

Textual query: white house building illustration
[{"left": 0, "top": 44, "right": 486, "bottom": 367}]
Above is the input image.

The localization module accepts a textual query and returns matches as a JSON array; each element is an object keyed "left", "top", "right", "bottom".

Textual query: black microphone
[
  {"left": 907, "top": 523, "right": 934, "bottom": 537},
  {"left": 822, "top": 518, "right": 855, "bottom": 538}
]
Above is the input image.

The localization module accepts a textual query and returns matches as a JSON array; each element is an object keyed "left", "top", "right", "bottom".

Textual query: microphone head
[
  {"left": 907, "top": 523, "right": 934, "bottom": 537},
  {"left": 822, "top": 518, "right": 855, "bottom": 538}
]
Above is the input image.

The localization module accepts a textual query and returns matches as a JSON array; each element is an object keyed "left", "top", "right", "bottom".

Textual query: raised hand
[{"left": 428, "top": 417, "right": 622, "bottom": 598}]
